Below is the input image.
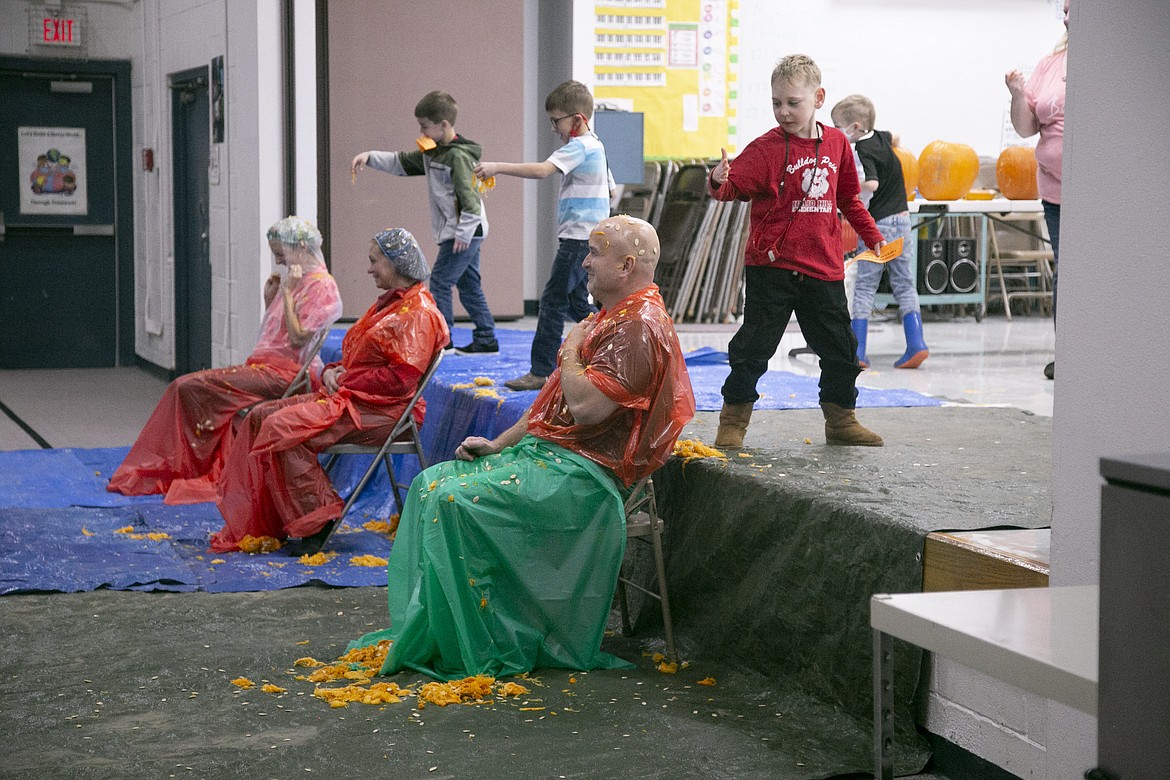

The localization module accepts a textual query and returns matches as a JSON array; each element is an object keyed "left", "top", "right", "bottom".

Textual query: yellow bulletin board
[{"left": 593, "top": 0, "right": 740, "bottom": 159}]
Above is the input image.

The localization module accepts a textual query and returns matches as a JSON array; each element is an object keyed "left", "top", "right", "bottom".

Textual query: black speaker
[
  {"left": 918, "top": 239, "right": 949, "bottom": 295},
  {"left": 947, "top": 238, "right": 978, "bottom": 293}
]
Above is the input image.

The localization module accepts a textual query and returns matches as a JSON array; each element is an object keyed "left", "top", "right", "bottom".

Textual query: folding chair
[
  {"left": 615, "top": 475, "right": 678, "bottom": 663},
  {"left": 986, "top": 212, "right": 1054, "bottom": 320},
  {"left": 281, "top": 327, "right": 330, "bottom": 398},
  {"left": 237, "top": 327, "right": 330, "bottom": 419},
  {"left": 615, "top": 161, "right": 662, "bottom": 221},
  {"left": 308, "top": 351, "right": 444, "bottom": 552}
]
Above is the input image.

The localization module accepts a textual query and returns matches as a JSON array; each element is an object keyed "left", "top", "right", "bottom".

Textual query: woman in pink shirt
[
  {"left": 108, "top": 217, "right": 343, "bottom": 503},
  {"left": 1006, "top": 0, "right": 1068, "bottom": 380}
]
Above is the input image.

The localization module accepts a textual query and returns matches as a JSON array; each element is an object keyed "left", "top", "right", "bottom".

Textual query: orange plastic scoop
[{"left": 849, "top": 236, "right": 903, "bottom": 265}]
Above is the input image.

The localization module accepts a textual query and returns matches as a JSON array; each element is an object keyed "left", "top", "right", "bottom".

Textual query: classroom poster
[
  {"left": 18, "top": 126, "right": 88, "bottom": 215},
  {"left": 594, "top": 0, "right": 740, "bottom": 159}
]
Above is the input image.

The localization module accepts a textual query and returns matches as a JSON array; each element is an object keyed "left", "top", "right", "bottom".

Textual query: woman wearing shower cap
[
  {"left": 108, "top": 216, "right": 343, "bottom": 504},
  {"left": 210, "top": 227, "right": 449, "bottom": 552}
]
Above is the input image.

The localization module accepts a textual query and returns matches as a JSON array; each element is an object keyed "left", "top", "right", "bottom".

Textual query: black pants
[
  {"left": 722, "top": 266, "right": 861, "bottom": 408},
  {"left": 1042, "top": 199, "right": 1060, "bottom": 321}
]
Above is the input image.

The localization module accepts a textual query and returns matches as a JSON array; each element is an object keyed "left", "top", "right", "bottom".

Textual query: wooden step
[{"left": 923, "top": 528, "right": 1050, "bottom": 592}]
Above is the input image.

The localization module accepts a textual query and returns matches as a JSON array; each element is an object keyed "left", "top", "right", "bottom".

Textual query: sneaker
[
  {"left": 454, "top": 341, "right": 499, "bottom": 355},
  {"left": 504, "top": 372, "right": 547, "bottom": 391},
  {"left": 442, "top": 342, "right": 456, "bottom": 355}
]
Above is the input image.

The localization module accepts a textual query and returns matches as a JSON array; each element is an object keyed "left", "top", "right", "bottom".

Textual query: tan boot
[
  {"left": 714, "top": 402, "right": 754, "bottom": 448},
  {"left": 821, "top": 403, "right": 884, "bottom": 447}
]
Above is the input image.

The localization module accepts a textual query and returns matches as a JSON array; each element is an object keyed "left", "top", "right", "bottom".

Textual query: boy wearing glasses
[
  {"left": 708, "top": 55, "right": 886, "bottom": 448},
  {"left": 351, "top": 91, "right": 499, "bottom": 355},
  {"left": 475, "top": 80, "right": 616, "bottom": 392}
]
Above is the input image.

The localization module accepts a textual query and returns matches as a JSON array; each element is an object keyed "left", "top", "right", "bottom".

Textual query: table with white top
[
  {"left": 873, "top": 198, "right": 1047, "bottom": 319},
  {"left": 869, "top": 585, "right": 1098, "bottom": 779}
]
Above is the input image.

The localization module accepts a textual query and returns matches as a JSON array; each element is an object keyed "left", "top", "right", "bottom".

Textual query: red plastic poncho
[
  {"left": 249, "top": 282, "right": 448, "bottom": 454},
  {"left": 209, "top": 283, "right": 448, "bottom": 552},
  {"left": 107, "top": 266, "right": 342, "bottom": 502},
  {"left": 527, "top": 283, "right": 695, "bottom": 486}
]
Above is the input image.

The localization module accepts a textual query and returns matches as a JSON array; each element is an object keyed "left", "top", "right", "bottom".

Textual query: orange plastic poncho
[
  {"left": 527, "top": 284, "right": 695, "bottom": 486},
  {"left": 250, "top": 282, "right": 448, "bottom": 454}
]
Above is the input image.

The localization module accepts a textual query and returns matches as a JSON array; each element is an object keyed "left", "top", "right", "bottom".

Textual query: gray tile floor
[{"left": 0, "top": 311, "right": 1055, "bottom": 452}]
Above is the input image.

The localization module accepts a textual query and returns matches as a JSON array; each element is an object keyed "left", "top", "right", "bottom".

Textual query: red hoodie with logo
[{"left": 710, "top": 122, "right": 882, "bottom": 281}]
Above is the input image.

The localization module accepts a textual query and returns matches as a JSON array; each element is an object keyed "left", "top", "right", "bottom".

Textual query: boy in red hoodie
[{"left": 709, "top": 54, "right": 885, "bottom": 447}]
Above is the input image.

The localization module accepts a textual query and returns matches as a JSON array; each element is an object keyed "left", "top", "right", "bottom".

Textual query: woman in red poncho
[
  {"left": 210, "top": 228, "right": 449, "bottom": 552},
  {"left": 107, "top": 217, "right": 343, "bottom": 504},
  {"left": 350, "top": 215, "right": 695, "bottom": 681}
]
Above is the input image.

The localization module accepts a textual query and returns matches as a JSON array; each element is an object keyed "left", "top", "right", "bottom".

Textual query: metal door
[
  {"left": 0, "top": 66, "right": 123, "bottom": 368},
  {"left": 171, "top": 68, "right": 212, "bottom": 374}
]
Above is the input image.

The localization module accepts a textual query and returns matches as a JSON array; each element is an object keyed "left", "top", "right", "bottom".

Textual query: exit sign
[
  {"left": 28, "top": 5, "right": 88, "bottom": 55},
  {"left": 42, "top": 16, "right": 81, "bottom": 46}
]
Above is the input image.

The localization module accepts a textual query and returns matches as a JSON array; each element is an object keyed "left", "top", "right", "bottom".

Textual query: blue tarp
[{"left": 0, "top": 326, "right": 940, "bottom": 596}]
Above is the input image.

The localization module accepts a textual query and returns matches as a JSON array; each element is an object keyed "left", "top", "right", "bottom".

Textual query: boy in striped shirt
[{"left": 475, "top": 80, "right": 616, "bottom": 391}]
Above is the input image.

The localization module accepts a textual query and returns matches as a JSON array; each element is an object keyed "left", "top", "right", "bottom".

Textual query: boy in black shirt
[{"left": 832, "top": 94, "right": 928, "bottom": 369}]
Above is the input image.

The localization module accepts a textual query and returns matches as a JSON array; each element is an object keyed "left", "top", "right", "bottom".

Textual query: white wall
[
  {"left": 292, "top": 0, "right": 316, "bottom": 223},
  {"left": 1048, "top": 0, "right": 1170, "bottom": 775},
  {"left": 225, "top": 0, "right": 286, "bottom": 366},
  {"left": 138, "top": 0, "right": 285, "bottom": 369},
  {"left": 573, "top": 0, "right": 1065, "bottom": 159}
]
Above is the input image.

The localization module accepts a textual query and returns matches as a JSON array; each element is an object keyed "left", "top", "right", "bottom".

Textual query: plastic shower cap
[
  {"left": 374, "top": 227, "right": 430, "bottom": 281},
  {"left": 267, "top": 216, "right": 323, "bottom": 250}
]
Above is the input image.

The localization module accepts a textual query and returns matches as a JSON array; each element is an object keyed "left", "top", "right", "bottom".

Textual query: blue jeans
[
  {"left": 429, "top": 238, "right": 496, "bottom": 345},
  {"left": 1042, "top": 200, "right": 1060, "bottom": 320},
  {"left": 852, "top": 212, "right": 919, "bottom": 319},
  {"left": 530, "top": 238, "right": 596, "bottom": 377}
]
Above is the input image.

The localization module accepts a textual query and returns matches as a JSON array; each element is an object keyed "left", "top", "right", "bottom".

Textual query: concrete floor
[{"left": 0, "top": 310, "right": 1052, "bottom": 779}]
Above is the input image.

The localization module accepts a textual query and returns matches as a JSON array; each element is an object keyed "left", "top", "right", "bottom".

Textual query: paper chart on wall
[
  {"left": 18, "top": 126, "right": 88, "bottom": 216},
  {"left": 594, "top": 0, "right": 741, "bottom": 159}
]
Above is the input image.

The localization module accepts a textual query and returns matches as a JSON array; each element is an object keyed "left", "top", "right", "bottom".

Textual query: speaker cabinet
[
  {"left": 947, "top": 238, "right": 978, "bottom": 294},
  {"left": 918, "top": 239, "right": 949, "bottom": 295}
]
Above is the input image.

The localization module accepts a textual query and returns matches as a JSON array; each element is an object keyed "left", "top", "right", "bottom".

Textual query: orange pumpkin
[
  {"left": 917, "top": 140, "right": 979, "bottom": 201},
  {"left": 892, "top": 146, "right": 918, "bottom": 200},
  {"left": 996, "top": 146, "right": 1039, "bottom": 200}
]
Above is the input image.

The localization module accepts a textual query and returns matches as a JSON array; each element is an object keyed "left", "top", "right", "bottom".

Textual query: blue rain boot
[
  {"left": 895, "top": 310, "right": 929, "bottom": 369},
  {"left": 851, "top": 318, "right": 869, "bottom": 369}
]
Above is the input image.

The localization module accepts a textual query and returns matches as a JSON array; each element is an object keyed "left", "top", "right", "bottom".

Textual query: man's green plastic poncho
[{"left": 350, "top": 284, "right": 695, "bottom": 680}]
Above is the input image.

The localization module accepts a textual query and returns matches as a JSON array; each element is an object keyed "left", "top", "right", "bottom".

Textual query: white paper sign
[{"left": 19, "top": 126, "right": 88, "bottom": 215}]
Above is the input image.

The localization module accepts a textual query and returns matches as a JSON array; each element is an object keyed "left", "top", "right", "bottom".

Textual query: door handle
[{"left": 73, "top": 224, "right": 115, "bottom": 236}]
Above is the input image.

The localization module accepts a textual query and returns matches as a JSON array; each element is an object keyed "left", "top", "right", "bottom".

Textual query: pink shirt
[
  {"left": 248, "top": 266, "right": 343, "bottom": 371},
  {"left": 1025, "top": 49, "right": 1066, "bottom": 204}
]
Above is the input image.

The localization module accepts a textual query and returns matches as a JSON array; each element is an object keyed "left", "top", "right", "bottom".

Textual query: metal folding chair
[
  {"left": 236, "top": 327, "right": 330, "bottom": 420},
  {"left": 616, "top": 475, "right": 678, "bottom": 663},
  {"left": 281, "top": 327, "right": 330, "bottom": 398},
  {"left": 308, "top": 351, "right": 444, "bottom": 552}
]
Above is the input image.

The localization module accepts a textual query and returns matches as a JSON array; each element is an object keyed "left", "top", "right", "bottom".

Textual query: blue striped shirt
[{"left": 547, "top": 134, "right": 615, "bottom": 239}]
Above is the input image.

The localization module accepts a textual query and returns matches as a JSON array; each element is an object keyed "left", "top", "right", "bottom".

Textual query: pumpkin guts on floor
[
  {"left": 349, "top": 215, "right": 695, "bottom": 680},
  {"left": 209, "top": 228, "right": 448, "bottom": 553},
  {"left": 107, "top": 216, "right": 343, "bottom": 505}
]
